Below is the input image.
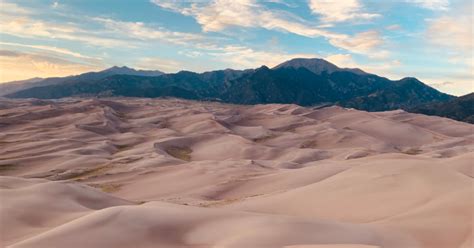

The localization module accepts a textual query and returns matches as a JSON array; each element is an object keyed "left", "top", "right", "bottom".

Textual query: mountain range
[
  {"left": 0, "top": 66, "right": 164, "bottom": 96},
  {"left": 1, "top": 58, "right": 471, "bottom": 123}
]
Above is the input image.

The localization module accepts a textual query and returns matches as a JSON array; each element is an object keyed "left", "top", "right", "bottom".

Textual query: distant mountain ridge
[
  {"left": 3, "top": 57, "right": 463, "bottom": 122},
  {"left": 0, "top": 66, "right": 164, "bottom": 96},
  {"left": 407, "top": 93, "right": 474, "bottom": 123},
  {"left": 100, "top": 66, "right": 164, "bottom": 77}
]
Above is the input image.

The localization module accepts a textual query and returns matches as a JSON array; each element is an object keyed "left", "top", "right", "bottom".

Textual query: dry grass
[
  {"left": 252, "top": 134, "right": 276, "bottom": 143},
  {"left": 402, "top": 148, "right": 423, "bottom": 155},
  {"left": 166, "top": 146, "right": 192, "bottom": 161},
  {"left": 114, "top": 111, "right": 126, "bottom": 118},
  {"left": 199, "top": 198, "right": 241, "bottom": 207},
  {"left": 200, "top": 193, "right": 264, "bottom": 207},
  {"left": 63, "top": 165, "right": 113, "bottom": 181},
  {"left": 300, "top": 140, "right": 318, "bottom": 148},
  {"left": 0, "top": 164, "right": 17, "bottom": 172},
  {"left": 88, "top": 183, "right": 122, "bottom": 193},
  {"left": 114, "top": 144, "right": 132, "bottom": 152}
]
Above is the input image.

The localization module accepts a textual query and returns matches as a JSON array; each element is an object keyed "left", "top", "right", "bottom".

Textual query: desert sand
[{"left": 0, "top": 97, "right": 472, "bottom": 248}]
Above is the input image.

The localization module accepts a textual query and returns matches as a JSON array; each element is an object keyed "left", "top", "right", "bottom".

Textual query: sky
[{"left": 0, "top": 0, "right": 472, "bottom": 96}]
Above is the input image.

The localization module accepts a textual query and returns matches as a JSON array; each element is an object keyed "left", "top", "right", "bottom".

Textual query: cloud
[
  {"left": 0, "top": 2, "right": 31, "bottom": 15},
  {"left": 0, "top": 3, "right": 205, "bottom": 49},
  {"left": 0, "top": 42, "right": 98, "bottom": 60},
  {"left": 178, "top": 50, "right": 203, "bottom": 58},
  {"left": 151, "top": 0, "right": 342, "bottom": 38},
  {"left": 323, "top": 54, "right": 403, "bottom": 78},
  {"left": 324, "top": 54, "right": 358, "bottom": 68},
  {"left": 329, "top": 30, "right": 389, "bottom": 58},
  {"left": 0, "top": 50, "right": 99, "bottom": 83},
  {"left": 386, "top": 24, "right": 402, "bottom": 31},
  {"left": 423, "top": 0, "right": 473, "bottom": 93},
  {"left": 405, "top": 0, "right": 450, "bottom": 10},
  {"left": 422, "top": 76, "right": 473, "bottom": 96},
  {"left": 0, "top": 16, "right": 132, "bottom": 47},
  {"left": 0, "top": 0, "right": 394, "bottom": 83},
  {"left": 0, "top": 50, "right": 20, "bottom": 57},
  {"left": 209, "top": 45, "right": 318, "bottom": 69},
  {"left": 151, "top": 0, "right": 386, "bottom": 57},
  {"left": 429, "top": 81, "right": 455, "bottom": 87},
  {"left": 93, "top": 17, "right": 205, "bottom": 46},
  {"left": 266, "top": 0, "right": 299, "bottom": 8},
  {"left": 426, "top": 16, "right": 472, "bottom": 54},
  {"left": 135, "top": 57, "right": 184, "bottom": 73},
  {"left": 308, "top": 0, "right": 380, "bottom": 23}
]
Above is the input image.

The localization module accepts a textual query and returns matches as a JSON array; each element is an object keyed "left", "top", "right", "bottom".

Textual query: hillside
[
  {"left": 407, "top": 92, "right": 474, "bottom": 123},
  {"left": 5, "top": 58, "right": 453, "bottom": 113},
  {"left": 0, "top": 66, "right": 164, "bottom": 96}
]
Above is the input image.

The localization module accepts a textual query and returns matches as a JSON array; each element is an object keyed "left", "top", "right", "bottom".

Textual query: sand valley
[{"left": 0, "top": 98, "right": 472, "bottom": 248}]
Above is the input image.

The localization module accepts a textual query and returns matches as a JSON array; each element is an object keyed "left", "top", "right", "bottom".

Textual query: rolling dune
[{"left": 0, "top": 98, "right": 472, "bottom": 248}]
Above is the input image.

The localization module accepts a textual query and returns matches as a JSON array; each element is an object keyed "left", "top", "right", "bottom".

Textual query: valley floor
[{"left": 0, "top": 98, "right": 472, "bottom": 248}]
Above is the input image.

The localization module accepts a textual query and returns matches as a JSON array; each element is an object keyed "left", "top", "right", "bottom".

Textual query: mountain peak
[
  {"left": 399, "top": 77, "right": 420, "bottom": 82},
  {"left": 103, "top": 66, "right": 134, "bottom": 73},
  {"left": 397, "top": 77, "right": 425, "bottom": 86},
  {"left": 101, "top": 66, "right": 164, "bottom": 77},
  {"left": 274, "top": 58, "right": 366, "bottom": 75}
]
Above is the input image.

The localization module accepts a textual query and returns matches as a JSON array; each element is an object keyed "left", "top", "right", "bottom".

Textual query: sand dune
[
  {"left": 0, "top": 98, "right": 472, "bottom": 248},
  {"left": 0, "top": 176, "right": 132, "bottom": 245}
]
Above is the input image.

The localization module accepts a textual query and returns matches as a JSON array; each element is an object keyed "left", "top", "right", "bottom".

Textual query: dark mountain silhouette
[
  {"left": 5, "top": 58, "right": 459, "bottom": 121},
  {"left": 273, "top": 58, "right": 367, "bottom": 75},
  {"left": 338, "top": 77, "right": 453, "bottom": 111},
  {"left": 407, "top": 92, "right": 474, "bottom": 123},
  {"left": 0, "top": 77, "right": 44, "bottom": 96},
  {"left": 100, "top": 66, "right": 164, "bottom": 77},
  {"left": 0, "top": 66, "right": 164, "bottom": 96}
]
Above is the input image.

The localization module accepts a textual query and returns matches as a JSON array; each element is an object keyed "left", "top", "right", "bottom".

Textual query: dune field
[{"left": 0, "top": 98, "right": 472, "bottom": 248}]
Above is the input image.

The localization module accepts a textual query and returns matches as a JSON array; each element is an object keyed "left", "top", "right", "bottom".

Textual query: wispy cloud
[
  {"left": 0, "top": 17, "right": 132, "bottom": 47},
  {"left": 386, "top": 24, "right": 402, "bottom": 31},
  {"left": 0, "top": 2, "right": 31, "bottom": 15},
  {"left": 406, "top": 0, "right": 450, "bottom": 10},
  {"left": 308, "top": 0, "right": 380, "bottom": 23},
  {"left": 0, "top": 42, "right": 98, "bottom": 60},
  {"left": 150, "top": 0, "right": 387, "bottom": 57},
  {"left": 92, "top": 17, "right": 206, "bottom": 46},
  {"left": 324, "top": 54, "right": 358, "bottom": 68},
  {"left": 0, "top": 50, "right": 99, "bottom": 82},
  {"left": 425, "top": 0, "right": 472, "bottom": 67},
  {"left": 329, "top": 30, "right": 389, "bottom": 59},
  {"left": 150, "top": 0, "right": 341, "bottom": 38},
  {"left": 426, "top": 14, "right": 472, "bottom": 54},
  {"left": 324, "top": 53, "right": 403, "bottom": 78},
  {"left": 135, "top": 57, "right": 184, "bottom": 72},
  {"left": 0, "top": 2, "right": 210, "bottom": 51},
  {"left": 212, "top": 45, "right": 317, "bottom": 69}
]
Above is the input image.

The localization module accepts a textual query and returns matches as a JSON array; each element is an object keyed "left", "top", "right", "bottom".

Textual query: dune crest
[{"left": 0, "top": 98, "right": 472, "bottom": 248}]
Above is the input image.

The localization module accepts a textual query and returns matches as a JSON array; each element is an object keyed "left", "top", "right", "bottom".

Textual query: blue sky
[{"left": 0, "top": 0, "right": 472, "bottom": 95}]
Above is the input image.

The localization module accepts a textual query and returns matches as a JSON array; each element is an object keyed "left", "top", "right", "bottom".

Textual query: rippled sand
[{"left": 1, "top": 98, "right": 472, "bottom": 248}]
